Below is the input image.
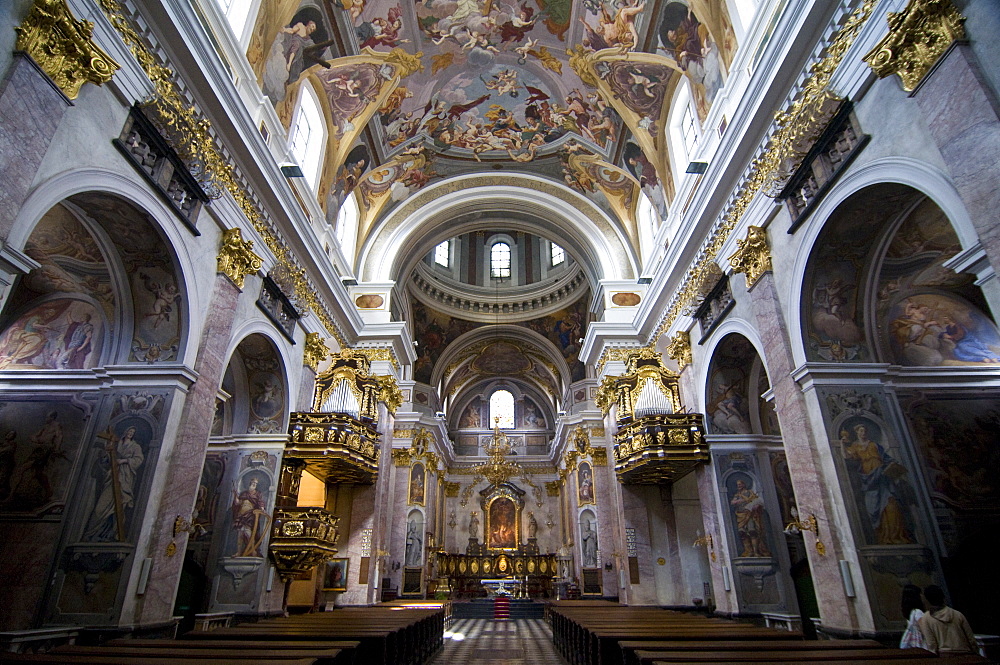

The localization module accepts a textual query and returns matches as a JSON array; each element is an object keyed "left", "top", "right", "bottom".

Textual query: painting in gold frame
[
  {"left": 578, "top": 461, "right": 595, "bottom": 505},
  {"left": 408, "top": 462, "right": 426, "bottom": 506},
  {"left": 485, "top": 495, "right": 519, "bottom": 550}
]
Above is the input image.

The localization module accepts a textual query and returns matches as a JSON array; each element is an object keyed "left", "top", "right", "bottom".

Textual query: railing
[
  {"left": 287, "top": 412, "right": 381, "bottom": 484},
  {"left": 613, "top": 413, "right": 708, "bottom": 484},
  {"left": 269, "top": 508, "right": 341, "bottom": 582}
]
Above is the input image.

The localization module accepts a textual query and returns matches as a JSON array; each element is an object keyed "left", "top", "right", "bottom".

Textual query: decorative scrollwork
[
  {"left": 864, "top": 0, "right": 965, "bottom": 92},
  {"left": 303, "top": 333, "right": 329, "bottom": 372},
  {"left": 15, "top": 0, "right": 120, "bottom": 100},
  {"left": 728, "top": 226, "right": 772, "bottom": 288},
  {"left": 217, "top": 228, "right": 262, "bottom": 289},
  {"left": 665, "top": 331, "right": 693, "bottom": 368}
]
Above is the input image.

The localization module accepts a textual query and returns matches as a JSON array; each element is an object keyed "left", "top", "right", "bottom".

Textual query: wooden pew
[
  {"left": 620, "top": 639, "right": 884, "bottom": 665},
  {"left": 0, "top": 656, "right": 318, "bottom": 665},
  {"left": 647, "top": 657, "right": 988, "bottom": 665}
]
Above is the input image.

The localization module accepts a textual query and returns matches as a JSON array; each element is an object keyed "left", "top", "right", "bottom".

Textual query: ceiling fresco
[{"left": 246, "top": 0, "right": 738, "bottom": 234}]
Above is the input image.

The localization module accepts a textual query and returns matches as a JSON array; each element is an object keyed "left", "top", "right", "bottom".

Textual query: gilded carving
[
  {"left": 666, "top": 331, "right": 693, "bottom": 368},
  {"left": 377, "top": 375, "right": 403, "bottom": 414},
  {"left": 728, "top": 226, "right": 772, "bottom": 288},
  {"left": 354, "top": 346, "right": 401, "bottom": 370},
  {"left": 444, "top": 481, "right": 461, "bottom": 497},
  {"left": 391, "top": 449, "right": 412, "bottom": 466},
  {"left": 15, "top": 0, "right": 119, "bottom": 100},
  {"left": 864, "top": 0, "right": 965, "bottom": 92},
  {"left": 591, "top": 447, "right": 608, "bottom": 467},
  {"left": 545, "top": 481, "right": 561, "bottom": 497},
  {"left": 303, "top": 333, "right": 329, "bottom": 372},
  {"left": 217, "top": 228, "right": 262, "bottom": 289}
]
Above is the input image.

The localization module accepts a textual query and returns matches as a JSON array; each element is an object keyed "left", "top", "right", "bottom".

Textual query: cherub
[{"left": 140, "top": 272, "right": 181, "bottom": 329}]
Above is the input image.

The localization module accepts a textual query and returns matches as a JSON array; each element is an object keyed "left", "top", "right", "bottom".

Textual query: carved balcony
[
  {"left": 287, "top": 412, "right": 381, "bottom": 484},
  {"left": 613, "top": 413, "right": 708, "bottom": 484},
  {"left": 269, "top": 508, "right": 341, "bottom": 582}
]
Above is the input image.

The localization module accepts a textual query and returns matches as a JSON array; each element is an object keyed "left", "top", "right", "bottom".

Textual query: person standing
[
  {"left": 918, "top": 585, "right": 979, "bottom": 656},
  {"left": 899, "top": 584, "right": 926, "bottom": 649}
]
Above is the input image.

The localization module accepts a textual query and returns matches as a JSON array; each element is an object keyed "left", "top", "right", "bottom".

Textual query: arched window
[
  {"left": 335, "top": 192, "right": 359, "bottom": 251},
  {"left": 551, "top": 242, "right": 565, "bottom": 266},
  {"left": 216, "top": 0, "right": 254, "bottom": 42},
  {"left": 435, "top": 240, "right": 450, "bottom": 267},
  {"left": 491, "top": 242, "right": 511, "bottom": 279},
  {"left": 668, "top": 82, "right": 699, "bottom": 186},
  {"left": 288, "top": 85, "right": 326, "bottom": 188},
  {"left": 489, "top": 390, "right": 515, "bottom": 428}
]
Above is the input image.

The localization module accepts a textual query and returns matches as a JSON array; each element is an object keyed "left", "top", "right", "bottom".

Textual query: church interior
[{"left": 1, "top": 0, "right": 1000, "bottom": 659}]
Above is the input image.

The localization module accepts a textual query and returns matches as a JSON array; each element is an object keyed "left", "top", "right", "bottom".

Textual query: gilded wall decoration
[
  {"left": 303, "top": 332, "right": 329, "bottom": 371},
  {"left": 727, "top": 226, "right": 771, "bottom": 288},
  {"left": 217, "top": 228, "right": 263, "bottom": 290},
  {"left": 15, "top": 0, "right": 119, "bottom": 100},
  {"left": 864, "top": 0, "right": 965, "bottom": 92},
  {"left": 409, "top": 462, "right": 426, "bottom": 505}
]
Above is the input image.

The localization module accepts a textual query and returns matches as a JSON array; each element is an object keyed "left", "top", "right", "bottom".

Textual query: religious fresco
[
  {"left": 579, "top": 508, "right": 598, "bottom": 567},
  {"left": 70, "top": 194, "right": 185, "bottom": 365},
  {"left": 250, "top": 4, "right": 338, "bottom": 108},
  {"left": 52, "top": 390, "right": 172, "bottom": 621},
  {"left": 0, "top": 299, "right": 103, "bottom": 370},
  {"left": 520, "top": 296, "right": 589, "bottom": 382},
  {"left": 652, "top": 1, "right": 730, "bottom": 121},
  {"left": 520, "top": 397, "right": 545, "bottom": 428},
  {"left": 900, "top": 394, "right": 1000, "bottom": 627},
  {"left": 459, "top": 396, "right": 484, "bottom": 428},
  {"left": 756, "top": 366, "right": 780, "bottom": 435},
  {"left": 410, "top": 300, "right": 478, "bottom": 384},
  {"left": 236, "top": 335, "right": 286, "bottom": 434},
  {"left": 0, "top": 399, "right": 91, "bottom": 515},
  {"left": 768, "top": 452, "right": 796, "bottom": 526},
  {"left": 187, "top": 454, "right": 226, "bottom": 570},
  {"left": 803, "top": 185, "right": 916, "bottom": 363},
  {"left": 724, "top": 470, "right": 771, "bottom": 558},
  {"left": 623, "top": 141, "right": 667, "bottom": 217},
  {"left": 872, "top": 198, "right": 997, "bottom": 366},
  {"left": 705, "top": 334, "right": 753, "bottom": 435}
]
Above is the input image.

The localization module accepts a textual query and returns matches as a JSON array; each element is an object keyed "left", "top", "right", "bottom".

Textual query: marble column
[
  {"left": 0, "top": 55, "right": 72, "bottom": 240},
  {"left": 745, "top": 272, "right": 865, "bottom": 632},
  {"left": 913, "top": 44, "right": 1000, "bottom": 280},
  {"left": 130, "top": 272, "right": 242, "bottom": 625}
]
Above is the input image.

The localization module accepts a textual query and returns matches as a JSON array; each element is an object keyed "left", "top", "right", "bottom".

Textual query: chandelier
[{"left": 473, "top": 419, "right": 523, "bottom": 487}]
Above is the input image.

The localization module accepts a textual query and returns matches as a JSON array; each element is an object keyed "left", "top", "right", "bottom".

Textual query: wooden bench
[{"left": 620, "top": 639, "right": 883, "bottom": 665}]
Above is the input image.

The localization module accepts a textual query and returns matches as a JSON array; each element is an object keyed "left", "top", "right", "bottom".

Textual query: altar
[{"left": 436, "top": 552, "right": 558, "bottom": 598}]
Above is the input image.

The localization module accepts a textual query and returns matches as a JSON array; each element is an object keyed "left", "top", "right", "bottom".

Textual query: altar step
[
  {"left": 494, "top": 597, "right": 510, "bottom": 621},
  {"left": 453, "top": 599, "right": 545, "bottom": 620}
]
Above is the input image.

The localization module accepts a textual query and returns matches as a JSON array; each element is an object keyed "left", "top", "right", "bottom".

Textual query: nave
[{"left": 431, "top": 619, "right": 569, "bottom": 665}]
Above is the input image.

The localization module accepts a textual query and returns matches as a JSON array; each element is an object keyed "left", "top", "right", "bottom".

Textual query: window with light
[
  {"left": 336, "top": 192, "right": 359, "bottom": 248},
  {"left": 435, "top": 240, "right": 450, "bottom": 267},
  {"left": 489, "top": 390, "right": 515, "bottom": 429},
  {"left": 289, "top": 86, "right": 325, "bottom": 188},
  {"left": 551, "top": 243, "right": 565, "bottom": 266},
  {"left": 491, "top": 242, "right": 511, "bottom": 279},
  {"left": 217, "top": 0, "right": 253, "bottom": 41}
]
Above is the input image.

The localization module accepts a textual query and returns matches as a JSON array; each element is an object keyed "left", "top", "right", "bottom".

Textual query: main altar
[{"left": 434, "top": 422, "right": 560, "bottom": 598}]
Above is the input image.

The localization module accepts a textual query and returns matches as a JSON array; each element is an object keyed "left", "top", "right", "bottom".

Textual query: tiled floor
[{"left": 429, "top": 618, "right": 570, "bottom": 664}]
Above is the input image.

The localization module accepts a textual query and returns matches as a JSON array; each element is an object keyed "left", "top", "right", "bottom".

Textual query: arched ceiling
[{"left": 250, "top": 0, "right": 739, "bottom": 266}]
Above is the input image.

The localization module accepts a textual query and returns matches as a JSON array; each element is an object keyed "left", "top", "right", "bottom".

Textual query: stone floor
[{"left": 428, "top": 618, "right": 570, "bottom": 664}]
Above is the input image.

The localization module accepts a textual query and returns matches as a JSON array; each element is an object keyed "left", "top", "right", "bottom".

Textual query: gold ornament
[
  {"left": 217, "top": 228, "right": 262, "bottom": 289},
  {"left": 303, "top": 333, "right": 329, "bottom": 372},
  {"left": 444, "top": 481, "right": 461, "bottom": 497},
  {"left": 665, "top": 331, "right": 693, "bottom": 368},
  {"left": 729, "top": 226, "right": 772, "bottom": 288},
  {"left": 391, "top": 449, "right": 412, "bottom": 466},
  {"left": 15, "top": 0, "right": 119, "bottom": 100},
  {"left": 864, "top": 0, "right": 965, "bottom": 92}
]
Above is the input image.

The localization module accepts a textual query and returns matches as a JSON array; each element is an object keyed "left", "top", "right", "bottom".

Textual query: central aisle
[{"left": 429, "top": 618, "right": 571, "bottom": 664}]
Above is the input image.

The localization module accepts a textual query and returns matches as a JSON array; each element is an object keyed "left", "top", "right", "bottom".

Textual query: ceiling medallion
[{"left": 469, "top": 340, "right": 534, "bottom": 375}]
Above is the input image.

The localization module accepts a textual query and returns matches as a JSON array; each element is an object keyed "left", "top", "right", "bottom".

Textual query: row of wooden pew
[
  {"left": 547, "top": 600, "right": 990, "bottom": 665},
  {"left": 1, "top": 603, "right": 446, "bottom": 665}
]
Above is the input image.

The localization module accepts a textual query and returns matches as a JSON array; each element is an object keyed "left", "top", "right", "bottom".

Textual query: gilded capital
[
  {"left": 15, "top": 0, "right": 120, "bottom": 100},
  {"left": 864, "top": 0, "right": 965, "bottom": 92},
  {"left": 590, "top": 447, "right": 608, "bottom": 467},
  {"left": 391, "top": 448, "right": 412, "bottom": 466},
  {"left": 666, "top": 331, "right": 693, "bottom": 368},
  {"left": 545, "top": 480, "right": 561, "bottom": 497},
  {"left": 728, "top": 226, "right": 772, "bottom": 287},
  {"left": 444, "top": 481, "right": 461, "bottom": 497},
  {"left": 303, "top": 333, "right": 329, "bottom": 372},
  {"left": 217, "top": 228, "right": 262, "bottom": 289},
  {"left": 377, "top": 375, "right": 403, "bottom": 414}
]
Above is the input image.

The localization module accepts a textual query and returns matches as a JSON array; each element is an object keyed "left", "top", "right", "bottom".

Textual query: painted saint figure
[
  {"left": 729, "top": 478, "right": 771, "bottom": 557},
  {"left": 84, "top": 425, "right": 144, "bottom": 541},
  {"left": 405, "top": 519, "right": 422, "bottom": 566},
  {"left": 581, "top": 518, "right": 598, "bottom": 568},
  {"left": 231, "top": 475, "right": 269, "bottom": 557},
  {"left": 842, "top": 424, "right": 913, "bottom": 545}
]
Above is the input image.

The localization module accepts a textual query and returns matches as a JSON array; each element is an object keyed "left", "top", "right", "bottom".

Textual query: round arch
[
  {"left": 786, "top": 158, "right": 980, "bottom": 368},
  {"left": 357, "top": 173, "right": 639, "bottom": 284},
  {"left": 8, "top": 168, "right": 207, "bottom": 362},
  {"left": 222, "top": 325, "right": 296, "bottom": 434}
]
